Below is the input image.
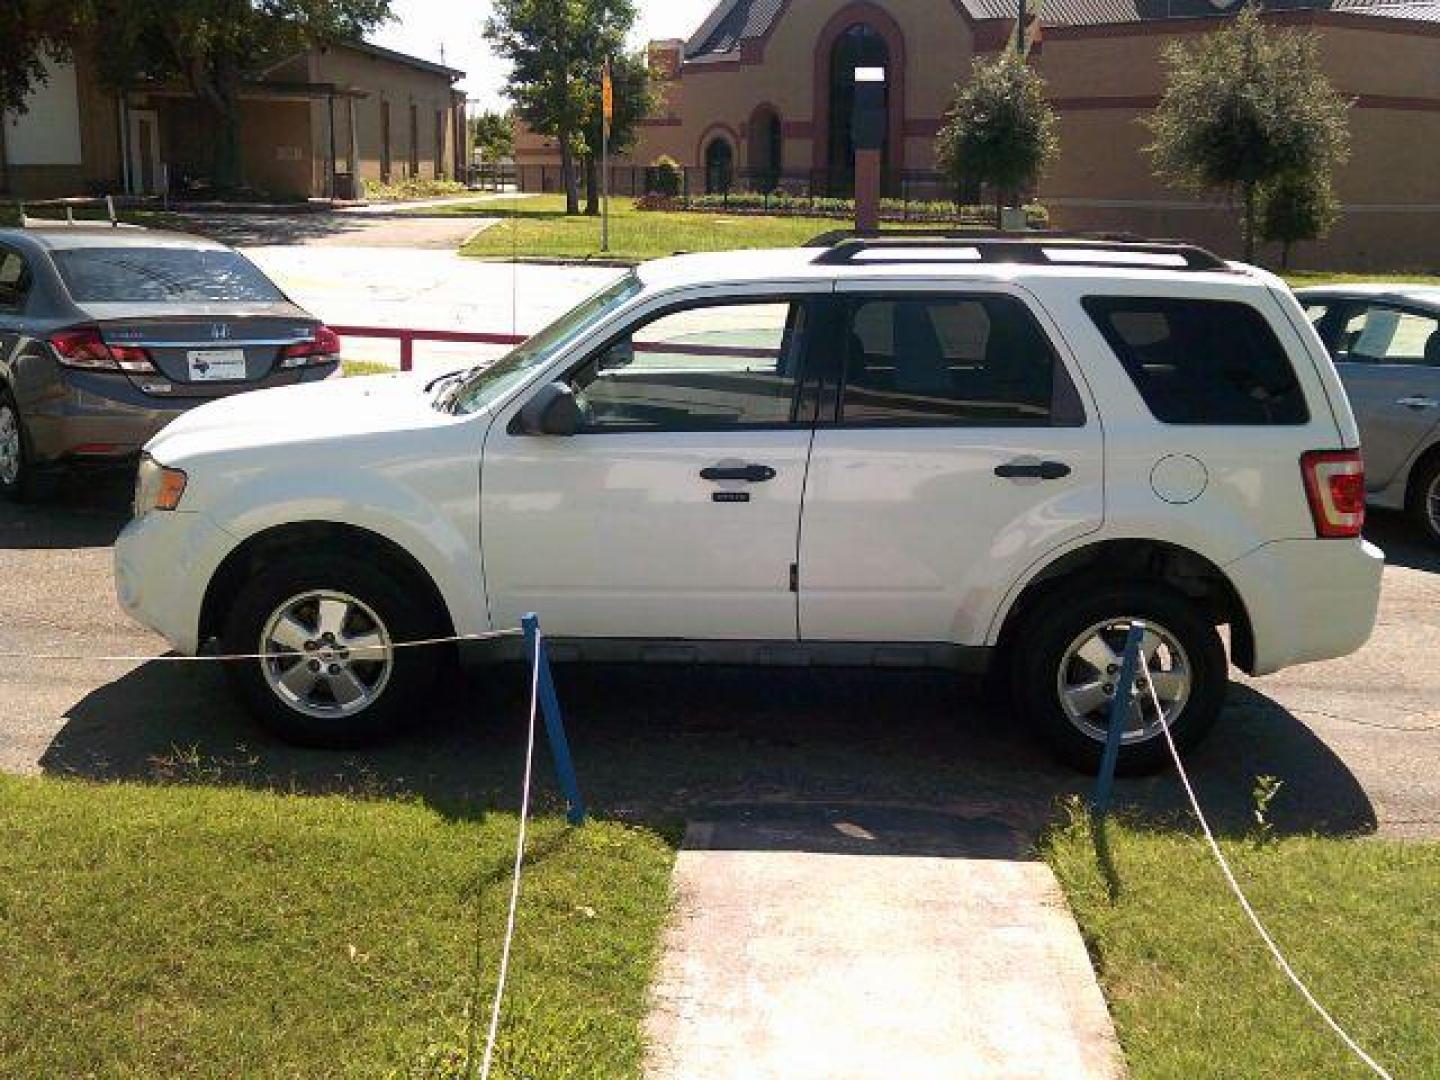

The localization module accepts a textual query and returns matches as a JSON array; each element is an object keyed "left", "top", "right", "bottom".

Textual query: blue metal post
[
  {"left": 521, "top": 613, "right": 586, "bottom": 826},
  {"left": 1091, "top": 622, "right": 1146, "bottom": 816}
]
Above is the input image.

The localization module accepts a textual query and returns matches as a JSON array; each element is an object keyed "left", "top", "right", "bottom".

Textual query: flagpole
[{"left": 601, "top": 60, "right": 611, "bottom": 253}]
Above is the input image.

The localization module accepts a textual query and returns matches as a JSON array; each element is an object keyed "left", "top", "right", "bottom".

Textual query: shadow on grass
[{"left": 39, "top": 651, "right": 1378, "bottom": 850}]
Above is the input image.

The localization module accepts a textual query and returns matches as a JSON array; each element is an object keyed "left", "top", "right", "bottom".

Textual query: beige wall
[{"left": 312, "top": 46, "right": 460, "bottom": 187}]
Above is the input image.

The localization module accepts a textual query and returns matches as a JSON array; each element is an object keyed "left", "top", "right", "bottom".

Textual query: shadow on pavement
[
  {"left": 39, "top": 658, "right": 1377, "bottom": 846},
  {"left": 0, "top": 472, "right": 132, "bottom": 550},
  {"left": 160, "top": 211, "right": 385, "bottom": 247},
  {"left": 1365, "top": 509, "right": 1439, "bottom": 574}
]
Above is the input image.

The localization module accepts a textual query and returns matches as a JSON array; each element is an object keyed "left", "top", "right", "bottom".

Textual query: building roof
[
  {"left": 683, "top": 0, "right": 1440, "bottom": 58},
  {"left": 341, "top": 39, "right": 464, "bottom": 81}
]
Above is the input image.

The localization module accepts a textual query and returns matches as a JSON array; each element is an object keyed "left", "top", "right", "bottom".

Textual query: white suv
[{"left": 114, "top": 237, "right": 1384, "bottom": 773}]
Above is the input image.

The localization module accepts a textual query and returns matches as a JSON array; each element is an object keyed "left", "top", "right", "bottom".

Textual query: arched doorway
[
  {"left": 826, "top": 23, "right": 889, "bottom": 195},
  {"left": 704, "top": 137, "right": 734, "bottom": 194},
  {"left": 748, "top": 104, "right": 783, "bottom": 192}
]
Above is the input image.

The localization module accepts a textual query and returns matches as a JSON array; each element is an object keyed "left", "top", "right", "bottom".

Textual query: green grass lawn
[
  {"left": 458, "top": 194, "right": 908, "bottom": 263},
  {"left": 1045, "top": 806, "right": 1440, "bottom": 1078},
  {"left": 0, "top": 775, "right": 674, "bottom": 1078},
  {"left": 1283, "top": 270, "right": 1440, "bottom": 288}
]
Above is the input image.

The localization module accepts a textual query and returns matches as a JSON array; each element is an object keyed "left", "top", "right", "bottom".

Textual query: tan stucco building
[
  {"left": 517, "top": 0, "right": 1440, "bottom": 269},
  {"left": 1, "top": 40, "right": 466, "bottom": 202}
]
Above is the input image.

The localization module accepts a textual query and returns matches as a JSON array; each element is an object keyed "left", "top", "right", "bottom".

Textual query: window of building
[
  {"left": 570, "top": 300, "right": 808, "bottom": 430},
  {"left": 703, "top": 138, "right": 733, "bottom": 194},
  {"left": 410, "top": 102, "right": 420, "bottom": 177},
  {"left": 838, "top": 294, "right": 1067, "bottom": 425},
  {"left": 1084, "top": 296, "right": 1308, "bottom": 425},
  {"left": 381, "top": 101, "right": 392, "bottom": 182}
]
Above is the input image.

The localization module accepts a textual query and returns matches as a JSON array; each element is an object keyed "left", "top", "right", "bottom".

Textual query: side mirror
[{"left": 517, "top": 381, "right": 582, "bottom": 436}]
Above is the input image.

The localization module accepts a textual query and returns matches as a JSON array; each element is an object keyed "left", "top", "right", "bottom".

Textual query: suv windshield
[
  {"left": 53, "top": 247, "right": 285, "bottom": 303},
  {"left": 447, "top": 272, "right": 642, "bottom": 415}
]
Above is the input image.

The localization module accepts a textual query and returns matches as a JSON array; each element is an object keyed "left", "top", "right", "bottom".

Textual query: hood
[{"left": 146, "top": 371, "right": 459, "bottom": 464}]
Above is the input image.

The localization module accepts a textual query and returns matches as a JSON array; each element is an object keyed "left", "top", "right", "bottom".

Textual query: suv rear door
[{"left": 797, "top": 282, "right": 1103, "bottom": 646}]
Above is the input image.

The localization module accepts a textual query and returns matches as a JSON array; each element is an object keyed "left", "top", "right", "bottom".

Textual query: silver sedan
[{"left": 1298, "top": 285, "right": 1440, "bottom": 546}]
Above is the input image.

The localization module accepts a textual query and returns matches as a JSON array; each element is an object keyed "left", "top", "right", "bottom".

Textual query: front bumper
[
  {"left": 1224, "top": 537, "right": 1385, "bottom": 676},
  {"left": 114, "top": 509, "right": 237, "bottom": 654}
]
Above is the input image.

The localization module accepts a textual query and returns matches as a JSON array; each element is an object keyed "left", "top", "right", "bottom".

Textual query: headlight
[{"left": 133, "top": 455, "right": 187, "bottom": 515}]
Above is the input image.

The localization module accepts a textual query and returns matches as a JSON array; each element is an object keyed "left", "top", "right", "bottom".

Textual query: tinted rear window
[
  {"left": 52, "top": 248, "right": 284, "bottom": 303},
  {"left": 1084, "top": 296, "right": 1308, "bottom": 425}
]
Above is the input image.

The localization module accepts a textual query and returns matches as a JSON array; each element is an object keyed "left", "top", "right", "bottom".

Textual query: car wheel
[
  {"left": 1409, "top": 454, "right": 1440, "bottom": 547},
  {"left": 0, "top": 390, "right": 55, "bottom": 503},
  {"left": 1009, "top": 583, "right": 1227, "bottom": 775},
  {"left": 221, "top": 555, "right": 443, "bottom": 747}
]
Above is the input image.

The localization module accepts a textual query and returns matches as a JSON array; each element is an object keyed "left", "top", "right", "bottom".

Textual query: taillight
[
  {"left": 280, "top": 324, "right": 342, "bottom": 368},
  {"left": 1301, "top": 449, "right": 1365, "bottom": 538},
  {"left": 49, "top": 328, "right": 154, "bottom": 373}
]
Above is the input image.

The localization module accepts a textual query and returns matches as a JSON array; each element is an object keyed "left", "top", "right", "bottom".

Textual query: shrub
[
  {"left": 363, "top": 177, "right": 468, "bottom": 201},
  {"left": 647, "top": 156, "right": 683, "bottom": 197}
]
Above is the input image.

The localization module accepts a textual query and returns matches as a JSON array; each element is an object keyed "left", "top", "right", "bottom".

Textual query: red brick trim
[
  {"left": 811, "top": 2, "right": 908, "bottom": 173},
  {"left": 1042, "top": 8, "right": 1440, "bottom": 41},
  {"left": 636, "top": 116, "right": 683, "bottom": 127},
  {"left": 1049, "top": 93, "right": 1440, "bottom": 113}
]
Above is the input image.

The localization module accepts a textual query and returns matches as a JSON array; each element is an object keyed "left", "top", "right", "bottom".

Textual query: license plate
[{"left": 186, "top": 349, "right": 247, "bottom": 381}]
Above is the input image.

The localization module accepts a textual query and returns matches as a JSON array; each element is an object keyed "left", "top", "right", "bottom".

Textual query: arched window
[
  {"left": 826, "top": 23, "right": 888, "bottom": 195},
  {"left": 748, "top": 105, "right": 783, "bottom": 192},
  {"left": 704, "top": 137, "right": 734, "bottom": 194}
]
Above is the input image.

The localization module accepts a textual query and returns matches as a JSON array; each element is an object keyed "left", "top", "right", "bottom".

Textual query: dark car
[
  {"left": 1296, "top": 285, "right": 1440, "bottom": 546},
  {"left": 0, "top": 225, "right": 340, "bottom": 500}
]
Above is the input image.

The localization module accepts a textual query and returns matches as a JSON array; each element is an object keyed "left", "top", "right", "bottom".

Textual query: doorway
[{"left": 127, "top": 109, "right": 162, "bottom": 195}]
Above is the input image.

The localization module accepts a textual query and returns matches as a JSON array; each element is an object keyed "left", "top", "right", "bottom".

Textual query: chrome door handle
[{"left": 1395, "top": 396, "right": 1439, "bottom": 409}]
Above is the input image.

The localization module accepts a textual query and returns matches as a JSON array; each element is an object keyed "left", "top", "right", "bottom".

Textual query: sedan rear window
[
  {"left": 1084, "top": 296, "right": 1308, "bottom": 425},
  {"left": 52, "top": 248, "right": 285, "bottom": 303}
]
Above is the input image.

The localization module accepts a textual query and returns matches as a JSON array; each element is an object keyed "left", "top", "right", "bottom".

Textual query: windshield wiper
[{"left": 424, "top": 368, "right": 466, "bottom": 393}]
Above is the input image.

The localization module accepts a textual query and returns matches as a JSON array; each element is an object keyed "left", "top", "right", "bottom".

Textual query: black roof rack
[{"left": 808, "top": 231, "right": 1232, "bottom": 273}]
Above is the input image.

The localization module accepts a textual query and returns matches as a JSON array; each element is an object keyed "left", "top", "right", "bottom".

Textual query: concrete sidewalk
[{"left": 645, "top": 807, "right": 1124, "bottom": 1080}]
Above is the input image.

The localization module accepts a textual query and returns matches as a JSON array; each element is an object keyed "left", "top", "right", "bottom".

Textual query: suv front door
[
  {"left": 481, "top": 285, "right": 825, "bottom": 640},
  {"left": 798, "top": 283, "right": 1103, "bottom": 646}
]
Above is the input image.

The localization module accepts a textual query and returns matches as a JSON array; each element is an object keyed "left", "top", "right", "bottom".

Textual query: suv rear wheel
[
  {"left": 221, "top": 555, "right": 443, "bottom": 746},
  {"left": 1009, "top": 583, "right": 1227, "bottom": 775}
]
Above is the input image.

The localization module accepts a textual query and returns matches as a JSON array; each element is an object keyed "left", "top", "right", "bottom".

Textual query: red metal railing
[{"left": 330, "top": 325, "right": 525, "bottom": 371}]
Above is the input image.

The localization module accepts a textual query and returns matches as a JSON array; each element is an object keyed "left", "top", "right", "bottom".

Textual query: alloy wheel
[
  {"left": 1426, "top": 470, "right": 1440, "bottom": 537},
  {"left": 259, "top": 590, "right": 394, "bottom": 718},
  {"left": 1056, "top": 617, "right": 1191, "bottom": 744},
  {"left": 0, "top": 403, "right": 20, "bottom": 487}
]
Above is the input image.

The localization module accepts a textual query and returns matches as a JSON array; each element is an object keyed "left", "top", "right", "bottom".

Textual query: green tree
[
  {"left": 1145, "top": 5, "right": 1350, "bottom": 262},
  {"left": 468, "top": 109, "right": 515, "bottom": 162},
  {"left": 935, "top": 52, "right": 1058, "bottom": 227},
  {"left": 485, "top": 0, "right": 634, "bottom": 215},
  {"left": 1257, "top": 170, "right": 1340, "bottom": 269},
  {"left": 580, "top": 48, "right": 655, "bottom": 215},
  {"left": 88, "top": 0, "right": 391, "bottom": 192}
]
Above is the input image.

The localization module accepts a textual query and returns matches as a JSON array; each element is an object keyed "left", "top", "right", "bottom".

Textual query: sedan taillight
[
  {"left": 280, "top": 324, "right": 342, "bottom": 368},
  {"left": 1301, "top": 449, "right": 1365, "bottom": 538},
  {"left": 49, "top": 327, "right": 155, "bottom": 373}
]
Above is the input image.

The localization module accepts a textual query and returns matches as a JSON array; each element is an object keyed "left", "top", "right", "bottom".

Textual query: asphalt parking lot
[{"left": 2, "top": 473, "right": 1437, "bottom": 841}]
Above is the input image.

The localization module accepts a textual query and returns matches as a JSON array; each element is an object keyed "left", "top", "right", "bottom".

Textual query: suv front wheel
[
  {"left": 221, "top": 555, "right": 443, "bottom": 747},
  {"left": 1010, "top": 583, "right": 1227, "bottom": 775}
]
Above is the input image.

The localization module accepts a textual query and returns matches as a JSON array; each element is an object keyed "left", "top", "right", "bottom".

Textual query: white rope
[
  {"left": 478, "top": 626, "right": 542, "bottom": 1080},
  {"left": 0, "top": 628, "right": 522, "bottom": 664},
  {"left": 1141, "top": 663, "right": 1394, "bottom": 1079}
]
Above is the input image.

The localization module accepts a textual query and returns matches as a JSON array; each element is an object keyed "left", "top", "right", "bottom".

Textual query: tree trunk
[
  {"left": 559, "top": 134, "right": 580, "bottom": 215},
  {"left": 1242, "top": 182, "right": 1256, "bottom": 263},
  {"left": 995, "top": 188, "right": 1004, "bottom": 229},
  {"left": 583, "top": 154, "right": 599, "bottom": 216},
  {"left": 1281, "top": 240, "right": 1292, "bottom": 271}
]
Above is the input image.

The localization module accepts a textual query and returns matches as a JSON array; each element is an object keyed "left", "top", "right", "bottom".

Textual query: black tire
[
  {"left": 1009, "top": 582, "right": 1228, "bottom": 775},
  {"left": 0, "top": 388, "right": 58, "bottom": 503},
  {"left": 1408, "top": 453, "right": 1440, "bottom": 548},
  {"left": 221, "top": 554, "right": 444, "bottom": 747}
]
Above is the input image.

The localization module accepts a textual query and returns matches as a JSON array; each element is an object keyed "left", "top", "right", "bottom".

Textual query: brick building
[
  {"left": 516, "top": 0, "right": 1440, "bottom": 269},
  {"left": 1, "top": 40, "right": 465, "bottom": 202}
]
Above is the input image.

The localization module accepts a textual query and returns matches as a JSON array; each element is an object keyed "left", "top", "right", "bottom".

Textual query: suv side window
[
  {"left": 1084, "top": 296, "right": 1309, "bottom": 425},
  {"left": 570, "top": 299, "right": 812, "bottom": 430},
  {"left": 838, "top": 294, "right": 1076, "bottom": 425},
  {"left": 1334, "top": 303, "right": 1440, "bottom": 367},
  {"left": 0, "top": 248, "right": 32, "bottom": 312}
]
